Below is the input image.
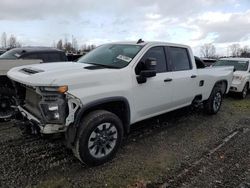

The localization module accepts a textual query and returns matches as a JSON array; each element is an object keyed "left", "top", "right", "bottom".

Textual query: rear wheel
[
  {"left": 204, "top": 87, "right": 222, "bottom": 115},
  {"left": 240, "top": 83, "right": 248, "bottom": 99},
  {"left": 73, "top": 110, "right": 124, "bottom": 166},
  {"left": 0, "top": 87, "right": 16, "bottom": 121}
]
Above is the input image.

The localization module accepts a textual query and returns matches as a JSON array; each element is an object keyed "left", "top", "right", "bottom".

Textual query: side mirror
[
  {"left": 140, "top": 58, "right": 157, "bottom": 78},
  {"left": 137, "top": 58, "right": 157, "bottom": 84}
]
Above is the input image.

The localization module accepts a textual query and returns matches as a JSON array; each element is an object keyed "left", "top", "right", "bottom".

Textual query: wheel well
[
  {"left": 0, "top": 76, "right": 13, "bottom": 88},
  {"left": 215, "top": 80, "right": 228, "bottom": 94},
  {"left": 79, "top": 100, "right": 130, "bottom": 134},
  {"left": 246, "top": 82, "right": 249, "bottom": 89}
]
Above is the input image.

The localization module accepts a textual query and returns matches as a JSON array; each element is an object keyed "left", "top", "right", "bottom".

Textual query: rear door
[{"left": 166, "top": 46, "right": 198, "bottom": 107}]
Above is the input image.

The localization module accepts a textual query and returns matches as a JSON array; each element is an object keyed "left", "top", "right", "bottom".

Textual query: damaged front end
[{"left": 14, "top": 82, "right": 81, "bottom": 134}]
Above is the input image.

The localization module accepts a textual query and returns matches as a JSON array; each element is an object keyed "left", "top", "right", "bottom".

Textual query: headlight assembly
[
  {"left": 40, "top": 86, "right": 68, "bottom": 94},
  {"left": 40, "top": 103, "right": 60, "bottom": 121},
  {"left": 233, "top": 75, "right": 243, "bottom": 81},
  {"left": 39, "top": 92, "right": 67, "bottom": 124}
]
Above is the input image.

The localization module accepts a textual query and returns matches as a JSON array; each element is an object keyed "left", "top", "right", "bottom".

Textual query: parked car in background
[
  {"left": 0, "top": 50, "right": 6, "bottom": 55},
  {"left": 66, "top": 53, "right": 84, "bottom": 62},
  {"left": 8, "top": 41, "right": 233, "bottom": 165},
  {"left": 201, "top": 58, "right": 217, "bottom": 67},
  {"left": 0, "top": 47, "right": 68, "bottom": 121},
  {"left": 0, "top": 47, "right": 67, "bottom": 62},
  {"left": 213, "top": 58, "right": 250, "bottom": 98}
]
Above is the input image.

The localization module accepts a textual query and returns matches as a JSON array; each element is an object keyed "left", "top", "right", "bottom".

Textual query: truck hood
[
  {"left": 7, "top": 62, "right": 121, "bottom": 86},
  {"left": 233, "top": 70, "right": 248, "bottom": 77}
]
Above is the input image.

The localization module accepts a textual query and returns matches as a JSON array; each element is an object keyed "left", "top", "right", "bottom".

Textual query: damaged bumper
[
  {"left": 18, "top": 105, "right": 67, "bottom": 134},
  {"left": 18, "top": 94, "right": 82, "bottom": 134}
]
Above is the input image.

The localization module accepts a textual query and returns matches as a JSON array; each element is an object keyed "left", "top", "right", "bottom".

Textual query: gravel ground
[{"left": 0, "top": 95, "right": 249, "bottom": 188}]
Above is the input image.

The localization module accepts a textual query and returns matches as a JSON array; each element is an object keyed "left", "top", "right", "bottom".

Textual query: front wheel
[
  {"left": 204, "top": 87, "right": 222, "bottom": 115},
  {"left": 240, "top": 84, "right": 248, "bottom": 99},
  {"left": 73, "top": 110, "right": 124, "bottom": 166}
]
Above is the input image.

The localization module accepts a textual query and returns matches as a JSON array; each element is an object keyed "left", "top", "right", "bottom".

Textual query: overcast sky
[{"left": 1, "top": 0, "right": 250, "bottom": 55}]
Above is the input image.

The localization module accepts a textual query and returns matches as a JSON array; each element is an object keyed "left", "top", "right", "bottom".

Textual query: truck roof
[{"left": 108, "top": 41, "right": 190, "bottom": 48}]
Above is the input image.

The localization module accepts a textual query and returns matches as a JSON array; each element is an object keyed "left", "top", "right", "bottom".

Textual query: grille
[{"left": 24, "top": 87, "right": 43, "bottom": 119}]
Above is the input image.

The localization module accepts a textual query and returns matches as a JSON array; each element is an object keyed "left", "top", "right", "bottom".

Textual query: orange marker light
[{"left": 57, "top": 85, "right": 68, "bottom": 93}]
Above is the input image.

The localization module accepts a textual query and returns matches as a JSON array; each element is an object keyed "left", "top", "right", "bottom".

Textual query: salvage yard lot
[{"left": 0, "top": 96, "right": 249, "bottom": 188}]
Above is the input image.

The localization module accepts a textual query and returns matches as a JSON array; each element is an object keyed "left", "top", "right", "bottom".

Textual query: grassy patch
[
  {"left": 32, "top": 178, "right": 70, "bottom": 188},
  {"left": 230, "top": 98, "right": 250, "bottom": 112}
]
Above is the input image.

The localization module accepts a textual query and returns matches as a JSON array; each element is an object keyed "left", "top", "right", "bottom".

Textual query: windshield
[
  {"left": 214, "top": 60, "right": 249, "bottom": 71},
  {"left": 77, "top": 44, "right": 143, "bottom": 68},
  {"left": 0, "top": 49, "right": 21, "bottom": 59}
]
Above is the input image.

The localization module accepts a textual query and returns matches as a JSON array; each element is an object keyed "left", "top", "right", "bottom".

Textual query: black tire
[
  {"left": 204, "top": 86, "right": 223, "bottom": 115},
  {"left": 0, "top": 87, "right": 16, "bottom": 121},
  {"left": 240, "top": 83, "right": 248, "bottom": 99},
  {"left": 73, "top": 110, "right": 124, "bottom": 166}
]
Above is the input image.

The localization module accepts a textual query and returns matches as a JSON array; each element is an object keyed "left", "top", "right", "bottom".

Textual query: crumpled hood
[{"left": 7, "top": 62, "right": 120, "bottom": 86}]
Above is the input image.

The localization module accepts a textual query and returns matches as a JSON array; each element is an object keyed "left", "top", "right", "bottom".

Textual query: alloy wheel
[{"left": 88, "top": 122, "right": 118, "bottom": 159}]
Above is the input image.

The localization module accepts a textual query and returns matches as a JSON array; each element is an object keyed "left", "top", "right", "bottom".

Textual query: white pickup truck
[
  {"left": 213, "top": 57, "right": 250, "bottom": 99},
  {"left": 7, "top": 41, "right": 234, "bottom": 165}
]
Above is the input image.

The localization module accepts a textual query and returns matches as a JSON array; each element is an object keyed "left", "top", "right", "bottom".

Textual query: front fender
[{"left": 65, "top": 96, "right": 131, "bottom": 149}]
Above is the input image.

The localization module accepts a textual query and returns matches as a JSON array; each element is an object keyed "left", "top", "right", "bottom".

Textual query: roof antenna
[{"left": 137, "top": 39, "right": 144, "bottom": 44}]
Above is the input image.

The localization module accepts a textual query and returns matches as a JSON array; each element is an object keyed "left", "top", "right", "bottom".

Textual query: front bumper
[
  {"left": 230, "top": 82, "right": 245, "bottom": 93},
  {"left": 18, "top": 106, "right": 66, "bottom": 134}
]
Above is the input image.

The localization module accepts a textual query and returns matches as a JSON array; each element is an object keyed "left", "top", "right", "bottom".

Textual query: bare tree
[
  {"left": 72, "top": 37, "right": 78, "bottom": 52},
  {"left": 8, "top": 34, "right": 21, "bottom": 49},
  {"left": 1, "top": 32, "right": 7, "bottom": 49},
  {"left": 57, "top": 39, "right": 63, "bottom": 50},
  {"left": 90, "top": 44, "right": 96, "bottom": 50},
  {"left": 239, "top": 45, "right": 250, "bottom": 57},
  {"left": 229, "top": 44, "right": 241, "bottom": 57},
  {"left": 64, "top": 42, "right": 72, "bottom": 52},
  {"left": 200, "top": 43, "right": 216, "bottom": 58}
]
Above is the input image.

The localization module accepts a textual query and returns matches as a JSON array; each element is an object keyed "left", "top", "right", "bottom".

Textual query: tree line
[
  {"left": 200, "top": 43, "right": 250, "bottom": 59},
  {"left": 1, "top": 32, "right": 250, "bottom": 57},
  {"left": 1, "top": 32, "right": 21, "bottom": 49},
  {"left": 55, "top": 36, "right": 96, "bottom": 53},
  {"left": 1, "top": 32, "right": 96, "bottom": 54}
]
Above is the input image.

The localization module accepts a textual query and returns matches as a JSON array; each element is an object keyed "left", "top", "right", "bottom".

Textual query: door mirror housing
[
  {"left": 145, "top": 58, "right": 157, "bottom": 70},
  {"left": 140, "top": 58, "right": 157, "bottom": 78},
  {"left": 137, "top": 58, "right": 157, "bottom": 84}
]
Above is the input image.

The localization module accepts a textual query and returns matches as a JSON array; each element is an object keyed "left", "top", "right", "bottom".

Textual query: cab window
[
  {"left": 136, "top": 46, "right": 167, "bottom": 74},
  {"left": 168, "top": 47, "right": 192, "bottom": 71}
]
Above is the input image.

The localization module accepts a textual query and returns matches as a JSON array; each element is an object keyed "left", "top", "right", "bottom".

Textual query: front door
[{"left": 132, "top": 46, "right": 174, "bottom": 122}]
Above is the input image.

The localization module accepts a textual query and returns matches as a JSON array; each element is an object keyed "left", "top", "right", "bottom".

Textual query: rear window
[
  {"left": 169, "top": 47, "right": 191, "bottom": 71},
  {"left": 41, "top": 53, "right": 62, "bottom": 62},
  {"left": 22, "top": 52, "right": 64, "bottom": 63}
]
